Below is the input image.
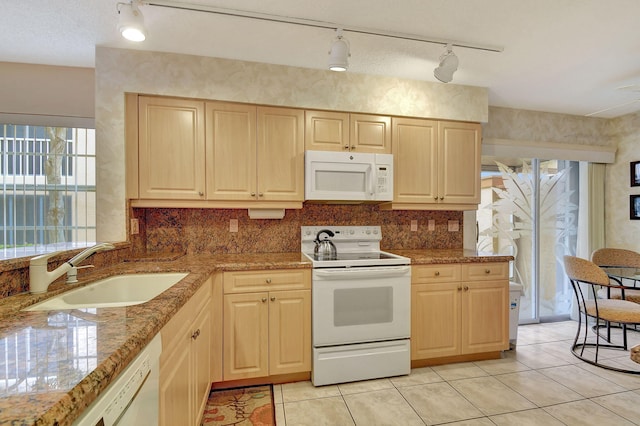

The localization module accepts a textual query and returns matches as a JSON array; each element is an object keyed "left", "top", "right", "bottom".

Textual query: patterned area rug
[{"left": 201, "top": 385, "right": 275, "bottom": 425}]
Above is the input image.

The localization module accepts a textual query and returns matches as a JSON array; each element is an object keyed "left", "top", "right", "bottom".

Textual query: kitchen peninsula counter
[{"left": 0, "top": 252, "right": 311, "bottom": 426}]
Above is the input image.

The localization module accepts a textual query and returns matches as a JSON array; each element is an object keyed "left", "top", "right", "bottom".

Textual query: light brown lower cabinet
[
  {"left": 411, "top": 263, "right": 509, "bottom": 362},
  {"left": 159, "top": 277, "right": 212, "bottom": 426},
  {"left": 222, "top": 269, "right": 311, "bottom": 381}
]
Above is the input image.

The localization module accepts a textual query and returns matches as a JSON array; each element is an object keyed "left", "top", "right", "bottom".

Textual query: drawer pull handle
[
  {"left": 270, "top": 296, "right": 276, "bottom": 302},
  {"left": 485, "top": 269, "right": 491, "bottom": 274},
  {"left": 434, "top": 271, "right": 440, "bottom": 276},
  {"left": 191, "top": 329, "right": 200, "bottom": 340},
  {"left": 261, "top": 297, "right": 267, "bottom": 303},
  {"left": 266, "top": 278, "right": 272, "bottom": 284}
]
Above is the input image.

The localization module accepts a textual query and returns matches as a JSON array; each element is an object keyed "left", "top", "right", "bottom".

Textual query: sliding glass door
[{"left": 477, "top": 158, "right": 579, "bottom": 323}]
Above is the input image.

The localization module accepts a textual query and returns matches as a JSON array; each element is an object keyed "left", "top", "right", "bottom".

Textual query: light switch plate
[
  {"left": 410, "top": 220, "right": 418, "bottom": 232},
  {"left": 428, "top": 220, "right": 435, "bottom": 231},
  {"left": 130, "top": 218, "right": 139, "bottom": 235},
  {"left": 229, "top": 219, "right": 238, "bottom": 233},
  {"left": 448, "top": 220, "right": 460, "bottom": 232}
]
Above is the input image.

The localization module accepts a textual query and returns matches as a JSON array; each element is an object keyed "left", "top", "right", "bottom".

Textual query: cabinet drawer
[
  {"left": 412, "top": 264, "right": 461, "bottom": 284},
  {"left": 224, "top": 269, "right": 311, "bottom": 293},
  {"left": 462, "top": 262, "right": 509, "bottom": 281}
]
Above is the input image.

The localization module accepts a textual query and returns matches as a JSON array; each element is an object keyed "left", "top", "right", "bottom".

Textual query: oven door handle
[{"left": 313, "top": 265, "right": 411, "bottom": 279}]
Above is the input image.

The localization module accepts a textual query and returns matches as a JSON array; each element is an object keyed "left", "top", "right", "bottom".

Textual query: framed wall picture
[
  {"left": 631, "top": 195, "right": 640, "bottom": 220},
  {"left": 631, "top": 161, "right": 640, "bottom": 187}
]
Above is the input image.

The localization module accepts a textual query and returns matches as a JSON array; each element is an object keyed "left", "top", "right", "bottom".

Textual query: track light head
[
  {"left": 434, "top": 44, "right": 459, "bottom": 83},
  {"left": 118, "top": 0, "right": 147, "bottom": 42},
  {"left": 328, "top": 29, "right": 350, "bottom": 72}
]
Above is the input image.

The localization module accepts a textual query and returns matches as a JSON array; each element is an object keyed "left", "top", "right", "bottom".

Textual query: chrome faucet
[{"left": 29, "top": 243, "right": 115, "bottom": 294}]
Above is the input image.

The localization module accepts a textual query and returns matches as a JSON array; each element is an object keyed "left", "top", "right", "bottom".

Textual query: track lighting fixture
[
  {"left": 118, "top": 0, "right": 147, "bottom": 42},
  {"left": 328, "top": 29, "right": 350, "bottom": 72},
  {"left": 434, "top": 44, "right": 459, "bottom": 83}
]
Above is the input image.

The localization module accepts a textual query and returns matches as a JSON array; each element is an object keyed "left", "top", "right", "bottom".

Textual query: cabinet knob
[
  {"left": 266, "top": 278, "right": 272, "bottom": 284},
  {"left": 344, "top": 145, "right": 349, "bottom": 150},
  {"left": 191, "top": 329, "right": 200, "bottom": 340},
  {"left": 439, "top": 196, "right": 444, "bottom": 200},
  {"left": 251, "top": 192, "right": 256, "bottom": 197},
  {"left": 270, "top": 296, "right": 276, "bottom": 302},
  {"left": 198, "top": 191, "right": 204, "bottom": 196},
  {"left": 261, "top": 297, "right": 267, "bottom": 303},
  {"left": 434, "top": 196, "right": 438, "bottom": 201},
  {"left": 258, "top": 193, "right": 264, "bottom": 197},
  {"left": 485, "top": 269, "right": 491, "bottom": 274},
  {"left": 464, "top": 286, "right": 469, "bottom": 291},
  {"left": 457, "top": 286, "right": 462, "bottom": 291},
  {"left": 434, "top": 271, "right": 440, "bottom": 276}
]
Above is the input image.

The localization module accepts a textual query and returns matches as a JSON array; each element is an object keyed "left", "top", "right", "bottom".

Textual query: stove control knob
[
  {"left": 366, "top": 229, "right": 371, "bottom": 235},
  {"left": 349, "top": 229, "right": 355, "bottom": 235},
  {"left": 373, "top": 229, "right": 378, "bottom": 234}
]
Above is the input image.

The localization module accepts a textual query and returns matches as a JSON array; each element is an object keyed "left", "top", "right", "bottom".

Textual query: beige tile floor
[{"left": 274, "top": 321, "right": 640, "bottom": 425}]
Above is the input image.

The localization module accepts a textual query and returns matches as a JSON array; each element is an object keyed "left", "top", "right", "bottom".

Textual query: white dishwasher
[{"left": 73, "top": 333, "right": 162, "bottom": 426}]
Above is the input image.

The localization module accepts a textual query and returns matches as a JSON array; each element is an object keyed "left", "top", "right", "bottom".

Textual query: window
[{"left": 0, "top": 124, "right": 96, "bottom": 259}]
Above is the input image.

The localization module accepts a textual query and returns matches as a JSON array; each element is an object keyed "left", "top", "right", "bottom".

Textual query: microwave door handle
[{"left": 369, "top": 166, "right": 375, "bottom": 197}]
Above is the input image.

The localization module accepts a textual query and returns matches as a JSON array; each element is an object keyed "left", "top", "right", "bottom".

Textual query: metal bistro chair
[
  {"left": 564, "top": 255, "right": 640, "bottom": 374},
  {"left": 591, "top": 248, "right": 640, "bottom": 343},
  {"left": 591, "top": 248, "right": 640, "bottom": 303}
]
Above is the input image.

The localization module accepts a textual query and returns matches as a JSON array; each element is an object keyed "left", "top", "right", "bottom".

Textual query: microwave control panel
[{"left": 374, "top": 154, "right": 393, "bottom": 199}]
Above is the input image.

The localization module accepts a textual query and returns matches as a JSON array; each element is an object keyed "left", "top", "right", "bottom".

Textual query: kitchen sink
[{"left": 23, "top": 272, "right": 189, "bottom": 311}]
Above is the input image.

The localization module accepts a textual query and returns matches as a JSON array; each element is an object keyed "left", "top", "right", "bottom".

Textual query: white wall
[
  {"left": 0, "top": 62, "right": 94, "bottom": 126},
  {"left": 605, "top": 112, "right": 640, "bottom": 249}
]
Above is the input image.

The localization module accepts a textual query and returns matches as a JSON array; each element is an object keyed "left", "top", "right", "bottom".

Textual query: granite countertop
[
  {"left": 0, "top": 249, "right": 508, "bottom": 425},
  {"left": 389, "top": 248, "right": 514, "bottom": 264},
  {"left": 0, "top": 252, "right": 311, "bottom": 426}
]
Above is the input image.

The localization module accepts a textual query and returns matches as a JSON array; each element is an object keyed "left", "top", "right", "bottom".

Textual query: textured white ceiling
[{"left": 2, "top": 0, "right": 640, "bottom": 118}]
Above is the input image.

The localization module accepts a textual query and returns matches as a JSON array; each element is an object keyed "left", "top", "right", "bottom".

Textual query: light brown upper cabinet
[
  {"left": 389, "top": 118, "right": 481, "bottom": 210},
  {"left": 305, "top": 110, "right": 391, "bottom": 153},
  {"left": 206, "top": 103, "right": 304, "bottom": 202},
  {"left": 128, "top": 95, "right": 304, "bottom": 208},
  {"left": 136, "top": 96, "right": 206, "bottom": 200}
]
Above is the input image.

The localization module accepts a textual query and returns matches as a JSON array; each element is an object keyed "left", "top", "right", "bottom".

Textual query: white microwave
[{"left": 305, "top": 150, "right": 393, "bottom": 201}]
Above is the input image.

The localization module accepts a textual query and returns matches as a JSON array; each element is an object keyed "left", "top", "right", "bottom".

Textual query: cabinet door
[
  {"left": 305, "top": 110, "right": 349, "bottom": 151},
  {"left": 461, "top": 280, "right": 509, "bottom": 354},
  {"left": 257, "top": 107, "right": 305, "bottom": 201},
  {"left": 411, "top": 283, "right": 460, "bottom": 359},
  {"left": 192, "top": 303, "right": 212, "bottom": 425},
  {"left": 223, "top": 293, "right": 269, "bottom": 380},
  {"left": 392, "top": 117, "right": 438, "bottom": 203},
  {"left": 438, "top": 121, "right": 481, "bottom": 204},
  {"left": 269, "top": 290, "right": 311, "bottom": 375},
  {"left": 159, "top": 339, "right": 192, "bottom": 426},
  {"left": 350, "top": 114, "right": 391, "bottom": 153},
  {"left": 206, "top": 102, "right": 256, "bottom": 200},
  {"left": 138, "top": 96, "right": 205, "bottom": 200}
]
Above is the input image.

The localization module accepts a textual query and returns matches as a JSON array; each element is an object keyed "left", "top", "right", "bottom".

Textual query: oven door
[{"left": 312, "top": 265, "right": 411, "bottom": 346}]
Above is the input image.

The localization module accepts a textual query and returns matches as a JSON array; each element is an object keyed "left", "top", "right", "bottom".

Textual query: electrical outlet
[
  {"left": 229, "top": 219, "right": 239, "bottom": 233},
  {"left": 130, "top": 218, "right": 139, "bottom": 235},
  {"left": 428, "top": 220, "right": 435, "bottom": 231},
  {"left": 448, "top": 220, "right": 460, "bottom": 232},
  {"left": 410, "top": 220, "right": 418, "bottom": 232}
]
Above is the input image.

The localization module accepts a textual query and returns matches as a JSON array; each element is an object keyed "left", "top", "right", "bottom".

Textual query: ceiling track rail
[{"left": 144, "top": 0, "right": 504, "bottom": 53}]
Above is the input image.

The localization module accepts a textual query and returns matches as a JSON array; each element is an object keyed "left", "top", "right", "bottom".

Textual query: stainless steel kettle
[{"left": 314, "top": 229, "right": 337, "bottom": 259}]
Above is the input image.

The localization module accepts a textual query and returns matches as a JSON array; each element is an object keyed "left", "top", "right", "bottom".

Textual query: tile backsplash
[{"left": 133, "top": 205, "right": 463, "bottom": 255}]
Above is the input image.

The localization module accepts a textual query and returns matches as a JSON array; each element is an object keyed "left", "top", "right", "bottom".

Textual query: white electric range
[{"left": 301, "top": 226, "right": 411, "bottom": 386}]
